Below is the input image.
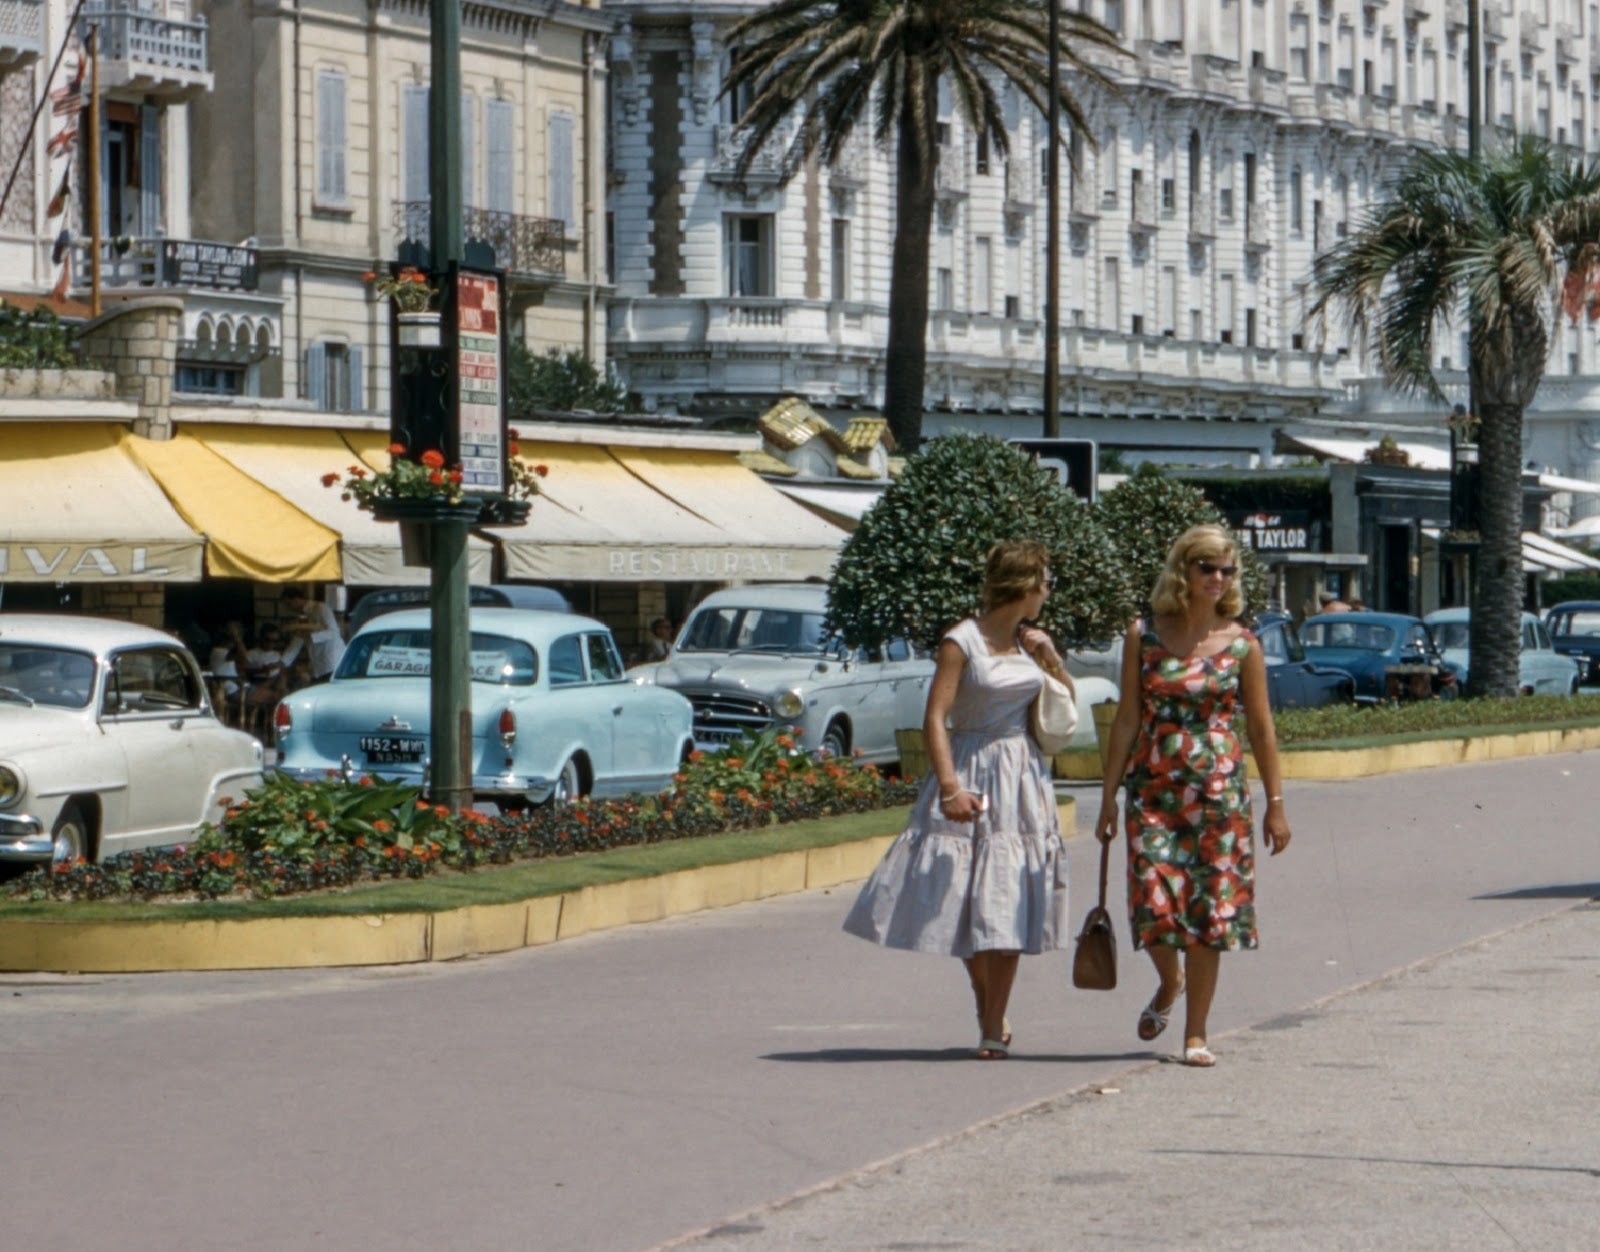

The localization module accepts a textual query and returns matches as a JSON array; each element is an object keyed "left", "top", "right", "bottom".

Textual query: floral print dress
[{"left": 1123, "top": 627, "right": 1258, "bottom": 952}]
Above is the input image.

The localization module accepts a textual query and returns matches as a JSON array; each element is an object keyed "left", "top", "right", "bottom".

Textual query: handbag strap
[{"left": 1095, "top": 828, "right": 1110, "bottom": 910}]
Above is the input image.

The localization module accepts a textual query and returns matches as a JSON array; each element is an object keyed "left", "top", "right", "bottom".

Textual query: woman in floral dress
[
  {"left": 845, "top": 540, "right": 1072, "bottom": 1060},
  {"left": 1095, "top": 525, "right": 1293, "bottom": 1067}
]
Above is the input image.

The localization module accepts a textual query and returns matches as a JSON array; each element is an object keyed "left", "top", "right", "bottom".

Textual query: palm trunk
[
  {"left": 1468, "top": 397, "right": 1525, "bottom": 697},
  {"left": 883, "top": 64, "right": 939, "bottom": 452}
]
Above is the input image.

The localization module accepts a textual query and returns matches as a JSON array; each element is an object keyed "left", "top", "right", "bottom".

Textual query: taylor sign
[{"left": 1233, "top": 511, "right": 1312, "bottom": 553}]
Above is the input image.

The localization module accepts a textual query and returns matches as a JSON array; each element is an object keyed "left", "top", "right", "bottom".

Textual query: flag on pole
[
  {"left": 45, "top": 162, "right": 71, "bottom": 219},
  {"left": 51, "top": 67, "right": 84, "bottom": 118},
  {"left": 51, "top": 228, "right": 71, "bottom": 265},
  {"left": 46, "top": 126, "right": 78, "bottom": 157},
  {"left": 51, "top": 256, "right": 72, "bottom": 301}
]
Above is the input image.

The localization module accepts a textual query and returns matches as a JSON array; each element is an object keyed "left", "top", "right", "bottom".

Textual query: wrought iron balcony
[
  {"left": 394, "top": 202, "right": 565, "bottom": 278},
  {"left": 0, "top": 0, "right": 44, "bottom": 69},
  {"left": 71, "top": 236, "right": 258, "bottom": 290},
  {"left": 79, "top": 1, "right": 211, "bottom": 101}
]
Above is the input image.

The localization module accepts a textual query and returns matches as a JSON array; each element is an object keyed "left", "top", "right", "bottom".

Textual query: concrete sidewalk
[{"left": 669, "top": 900, "right": 1600, "bottom": 1251}]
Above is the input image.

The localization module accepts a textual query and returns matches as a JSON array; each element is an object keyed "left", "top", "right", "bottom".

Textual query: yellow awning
[
  {"left": 496, "top": 443, "right": 846, "bottom": 582},
  {"left": 189, "top": 425, "right": 493, "bottom": 586},
  {"left": 125, "top": 433, "right": 342, "bottom": 583},
  {"left": 0, "top": 423, "right": 203, "bottom": 582}
]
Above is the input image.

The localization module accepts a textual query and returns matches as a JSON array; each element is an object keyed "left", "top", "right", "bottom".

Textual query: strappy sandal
[
  {"left": 975, "top": 1038, "right": 1010, "bottom": 1060},
  {"left": 977, "top": 1014, "right": 1013, "bottom": 1049},
  {"left": 1180, "top": 1043, "right": 1217, "bottom": 1068},
  {"left": 1137, "top": 983, "right": 1183, "bottom": 1042}
]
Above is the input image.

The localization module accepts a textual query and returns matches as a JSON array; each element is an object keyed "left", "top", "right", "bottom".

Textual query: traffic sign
[{"left": 1008, "top": 438, "right": 1097, "bottom": 502}]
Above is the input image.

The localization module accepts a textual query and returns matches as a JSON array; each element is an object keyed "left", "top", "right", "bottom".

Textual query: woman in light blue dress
[{"left": 844, "top": 540, "right": 1072, "bottom": 1059}]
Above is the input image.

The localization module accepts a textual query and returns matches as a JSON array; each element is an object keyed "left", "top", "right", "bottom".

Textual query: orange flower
[
  {"left": 420, "top": 449, "right": 446, "bottom": 469},
  {"left": 416, "top": 799, "right": 431, "bottom": 810},
  {"left": 508, "top": 441, "right": 521, "bottom": 457},
  {"left": 447, "top": 469, "right": 463, "bottom": 484},
  {"left": 389, "top": 441, "right": 407, "bottom": 455},
  {"left": 373, "top": 819, "right": 392, "bottom": 833},
  {"left": 429, "top": 469, "right": 444, "bottom": 486},
  {"left": 361, "top": 270, "right": 377, "bottom": 282}
]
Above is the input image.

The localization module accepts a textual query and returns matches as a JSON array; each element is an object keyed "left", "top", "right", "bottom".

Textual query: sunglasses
[
  {"left": 1039, "top": 575, "right": 1055, "bottom": 590},
  {"left": 1193, "top": 560, "right": 1239, "bottom": 578}
]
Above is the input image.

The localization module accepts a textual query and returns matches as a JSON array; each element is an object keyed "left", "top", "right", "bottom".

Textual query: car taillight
[
  {"left": 498, "top": 708, "right": 516, "bottom": 748},
  {"left": 274, "top": 703, "right": 292, "bottom": 737}
]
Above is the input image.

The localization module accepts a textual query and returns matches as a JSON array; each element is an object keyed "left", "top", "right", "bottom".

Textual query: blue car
[
  {"left": 1300, "top": 612, "right": 1461, "bottom": 703},
  {"left": 1425, "top": 607, "right": 1580, "bottom": 696},
  {"left": 275, "top": 608, "right": 695, "bottom": 806},
  {"left": 1253, "top": 614, "right": 1355, "bottom": 709},
  {"left": 1545, "top": 601, "right": 1600, "bottom": 687}
]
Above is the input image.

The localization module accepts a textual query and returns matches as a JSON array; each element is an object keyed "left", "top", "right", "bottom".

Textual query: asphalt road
[{"left": 3, "top": 752, "right": 1597, "bottom": 1251}]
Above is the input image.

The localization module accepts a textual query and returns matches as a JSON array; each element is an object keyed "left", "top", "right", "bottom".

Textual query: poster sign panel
[{"left": 455, "top": 271, "right": 505, "bottom": 494}]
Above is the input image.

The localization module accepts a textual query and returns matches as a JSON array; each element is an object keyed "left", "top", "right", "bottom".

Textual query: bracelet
[
  {"left": 939, "top": 789, "right": 964, "bottom": 804},
  {"left": 1268, "top": 794, "right": 1284, "bottom": 803}
]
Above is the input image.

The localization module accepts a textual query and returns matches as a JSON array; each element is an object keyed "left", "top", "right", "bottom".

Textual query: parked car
[
  {"left": 633, "top": 583, "right": 936, "bottom": 764},
  {"left": 1424, "top": 607, "right": 1580, "bottom": 695},
  {"left": 273, "top": 608, "right": 693, "bottom": 806},
  {"left": 1300, "top": 612, "right": 1461, "bottom": 703},
  {"left": 0, "top": 614, "right": 264, "bottom": 865},
  {"left": 346, "top": 584, "right": 572, "bottom": 635},
  {"left": 1254, "top": 615, "right": 1356, "bottom": 709},
  {"left": 1545, "top": 600, "right": 1600, "bottom": 687}
]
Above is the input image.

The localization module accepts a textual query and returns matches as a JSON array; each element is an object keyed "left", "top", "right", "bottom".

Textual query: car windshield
[
  {"left": 336, "top": 630, "right": 538, "bottom": 685},
  {"left": 1301, "top": 621, "right": 1396, "bottom": 653},
  {"left": 0, "top": 644, "right": 96, "bottom": 709},
  {"left": 677, "top": 607, "right": 830, "bottom": 654},
  {"left": 1431, "top": 621, "right": 1470, "bottom": 650},
  {"left": 1551, "top": 609, "right": 1600, "bottom": 638}
]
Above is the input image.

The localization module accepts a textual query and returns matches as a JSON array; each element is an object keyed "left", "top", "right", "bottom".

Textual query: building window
[
  {"left": 973, "top": 236, "right": 991, "bottom": 314},
  {"left": 176, "top": 364, "right": 245, "bottom": 396},
  {"left": 725, "top": 214, "right": 774, "bottom": 296},
  {"left": 1289, "top": 166, "right": 1302, "bottom": 232},
  {"left": 1102, "top": 256, "right": 1120, "bottom": 328},
  {"left": 831, "top": 218, "right": 851, "bottom": 302},
  {"left": 548, "top": 112, "right": 575, "bottom": 230},
  {"left": 725, "top": 47, "right": 758, "bottom": 125},
  {"left": 975, "top": 130, "right": 990, "bottom": 175},
  {"left": 936, "top": 267, "right": 954, "bottom": 311},
  {"left": 485, "top": 99, "right": 515, "bottom": 214},
  {"left": 315, "top": 71, "right": 348, "bottom": 208},
  {"left": 403, "top": 84, "right": 429, "bottom": 205},
  {"left": 1245, "top": 307, "right": 1258, "bottom": 347},
  {"left": 305, "top": 341, "right": 364, "bottom": 413}
]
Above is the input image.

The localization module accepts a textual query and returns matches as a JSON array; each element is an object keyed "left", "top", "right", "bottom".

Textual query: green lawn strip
[
  {"left": 0, "top": 805, "right": 912, "bottom": 925},
  {"left": 1277, "top": 713, "right": 1600, "bottom": 753}
]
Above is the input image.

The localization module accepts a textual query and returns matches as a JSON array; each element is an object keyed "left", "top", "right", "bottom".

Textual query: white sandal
[
  {"left": 1137, "top": 983, "right": 1183, "bottom": 1042},
  {"left": 1180, "top": 1043, "right": 1217, "bottom": 1067}
]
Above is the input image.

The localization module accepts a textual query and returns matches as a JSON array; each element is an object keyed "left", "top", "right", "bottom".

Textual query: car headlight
[
  {"left": 774, "top": 690, "right": 805, "bottom": 719},
  {"left": 0, "top": 764, "right": 23, "bottom": 809}
]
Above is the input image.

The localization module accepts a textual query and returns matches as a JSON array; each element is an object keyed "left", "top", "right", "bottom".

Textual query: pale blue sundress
[{"left": 843, "top": 617, "right": 1069, "bottom": 957}]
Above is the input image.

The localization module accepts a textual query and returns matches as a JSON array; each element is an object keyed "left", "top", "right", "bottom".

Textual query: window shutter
[
  {"left": 305, "top": 342, "right": 328, "bottom": 407},
  {"left": 486, "top": 99, "right": 514, "bottom": 213},
  {"left": 139, "top": 105, "right": 161, "bottom": 234},
  {"left": 403, "top": 84, "right": 431, "bottom": 204},
  {"left": 346, "top": 345, "right": 364, "bottom": 413},
  {"left": 318, "top": 73, "right": 347, "bottom": 203},
  {"left": 461, "top": 92, "right": 475, "bottom": 209},
  {"left": 548, "top": 112, "right": 574, "bottom": 230}
]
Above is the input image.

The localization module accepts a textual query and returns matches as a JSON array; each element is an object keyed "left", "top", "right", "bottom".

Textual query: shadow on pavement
[
  {"left": 1473, "top": 882, "right": 1600, "bottom": 900},
  {"left": 762, "top": 1048, "right": 1153, "bottom": 1064}
]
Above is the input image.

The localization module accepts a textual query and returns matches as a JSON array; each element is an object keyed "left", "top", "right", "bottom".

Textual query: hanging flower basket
[
  {"left": 368, "top": 497, "right": 486, "bottom": 527},
  {"left": 396, "top": 311, "right": 442, "bottom": 349}
]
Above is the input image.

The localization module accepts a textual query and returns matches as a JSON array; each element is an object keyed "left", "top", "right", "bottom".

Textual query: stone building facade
[{"left": 602, "top": 0, "right": 1600, "bottom": 488}]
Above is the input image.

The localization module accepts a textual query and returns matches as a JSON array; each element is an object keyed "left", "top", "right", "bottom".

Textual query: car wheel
[
  {"left": 548, "top": 756, "right": 584, "bottom": 807},
  {"left": 51, "top": 802, "right": 91, "bottom": 865},
  {"left": 821, "top": 720, "right": 849, "bottom": 759}
]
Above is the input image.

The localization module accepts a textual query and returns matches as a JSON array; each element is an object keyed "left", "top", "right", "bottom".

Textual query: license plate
[
  {"left": 359, "top": 735, "right": 426, "bottom": 764},
  {"left": 693, "top": 729, "right": 739, "bottom": 749}
]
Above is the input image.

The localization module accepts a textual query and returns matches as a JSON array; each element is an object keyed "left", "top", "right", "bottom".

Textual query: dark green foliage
[
  {"left": 1273, "top": 692, "right": 1600, "bottom": 746},
  {"left": 826, "top": 432, "right": 1135, "bottom": 651},
  {"left": 1183, "top": 473, "right": 1330, "bottom": 516},
  {"left": 0, "top": 302, "right": 78, "bottom": 368},
  {"left": 1542, "top": 573, "right": 1600, "bottom": 604},
  {"left": 1095, "top": 463, "right": 1269, "bottom": 614},
  {"left": 507, "top": 342, "right": 628, "bottom": 416}
]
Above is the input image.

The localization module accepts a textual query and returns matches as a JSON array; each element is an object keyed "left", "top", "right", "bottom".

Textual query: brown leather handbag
[{"left": 1072, "top": 832, "right": 1118, "bottom": 990}]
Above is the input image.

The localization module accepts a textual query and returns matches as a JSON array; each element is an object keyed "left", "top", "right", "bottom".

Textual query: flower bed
[{"left": 4, "top": 730, "right": 917, "bottom": 905}]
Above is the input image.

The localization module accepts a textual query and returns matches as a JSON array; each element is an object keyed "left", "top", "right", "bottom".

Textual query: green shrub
[
  {"left": 507, "top": 344, "right": 628, "bottom": 415},
  {"left": 0, "top": 302, "right": 78, "bottom": 368},
  {"left": 1273, "top": 692, "right": 1600, "bottom": 746},
  {"left": 826, "top": 432, "right": 1136, "bottom": 651},
  {"left": 1542, "top": 573, "right": 1600, "bottom": 604}
]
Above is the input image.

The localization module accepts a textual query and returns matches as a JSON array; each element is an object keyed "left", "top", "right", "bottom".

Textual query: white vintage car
[{"left": 0, "top": 614, "right": 265, "bottom": 865}]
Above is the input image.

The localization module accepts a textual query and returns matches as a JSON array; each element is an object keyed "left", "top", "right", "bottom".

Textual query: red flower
[
  {"left": 508, "top": 427, "right": 520, "bottom": 440},
  {"left": 507, "top": 441, "right": 521, "bottom": 457},
  {"left": 321, "top": 472, "right": 340, "bottom": 487},
  {"left": 447, "top": 469, "right": 463, "bottom": 484},
  {"left": 373, "top": 819, "right": 392, "bottom": 833},
  {"left": 420, "top": 449, "right": 446, "bottom": 469},
  {"left": 534, "top": 464, "right": 549, "bottom": 478},
  {"left": 388, "top": 441, "right": 407, "bottom": 455},
  {"left": 429, "top": 469, "right": 444, "bottom": 486}
]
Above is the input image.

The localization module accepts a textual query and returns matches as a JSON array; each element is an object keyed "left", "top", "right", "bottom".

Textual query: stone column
[{"left": 77, "top": 297, "right": 184, "bottom": 440}]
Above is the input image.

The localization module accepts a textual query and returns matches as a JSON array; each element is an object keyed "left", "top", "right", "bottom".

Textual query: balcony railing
[
  {"left": 71, "top": 236, "right": 258, "bottom": 290},
  {"left": 394, "top": 202, "right": 565, "bottom": 278},
  {"left": 1188, "top": 196, "right": 1215, "bottom": 239},
  {"left": 79, "top": 1, "right": 211, "bottom": 100},
  {"left": 0, "top": 0, "right": 44, "bottom": 69}
]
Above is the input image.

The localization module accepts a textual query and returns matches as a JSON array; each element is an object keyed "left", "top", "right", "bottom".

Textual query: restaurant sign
[
  {"left": 161, "top": 241, "right": 259, "bottom": 291},
  {"left": 0, "top": 543, "right": 202, "bottom": 583},
  {"left": 506, "top": 542, "right": 837, "bottom": 582},
  {"left": 1230, "top": 510, "right": 1313, "bottom": 553}
]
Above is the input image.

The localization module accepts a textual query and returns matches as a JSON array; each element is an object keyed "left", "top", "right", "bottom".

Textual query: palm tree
[
  {"left": 723, "top": 0, "right": 1122, "bottom": 450},
  {"left": 1311, "top": 136, "right": 1600, "bottom": 698}
]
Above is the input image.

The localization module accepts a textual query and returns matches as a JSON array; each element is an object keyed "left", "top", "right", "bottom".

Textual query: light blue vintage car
[
  {"left": 1424, "top": 607, "right": 1581, "bottom": 696},
  {"left": 274, "top": 608, "right": 694, "bottom": 806}
]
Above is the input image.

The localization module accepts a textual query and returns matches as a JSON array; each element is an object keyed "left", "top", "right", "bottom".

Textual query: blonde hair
[
  {"left": 1150, "top": 524, "right": 1243, "bottom": 618},
  {"left": 981, "top": 539, "right": 1050, "bottom": 611}
]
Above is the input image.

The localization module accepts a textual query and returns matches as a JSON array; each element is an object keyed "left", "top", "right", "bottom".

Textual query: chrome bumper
[{"left": 0, "top": 813, "right": 50, "bottom": 862}]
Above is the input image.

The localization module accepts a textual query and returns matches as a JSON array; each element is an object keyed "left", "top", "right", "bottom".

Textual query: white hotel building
[{"left": 603, "top": 0, "right": 1600, "bottom": 526}]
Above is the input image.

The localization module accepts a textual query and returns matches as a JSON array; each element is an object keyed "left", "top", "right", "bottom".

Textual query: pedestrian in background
[
  {"left": 641, "top": 616, "right": 674, "bottom": 663},
  {"left": 281, "top": 585, "right": 345, "bottom": 683},
  {"left": 844, "top": 540, "right": 1072, "bottom": 1060},
  {"left": 1095, "top": 524, "right": 1292, "bottom": 1068}
]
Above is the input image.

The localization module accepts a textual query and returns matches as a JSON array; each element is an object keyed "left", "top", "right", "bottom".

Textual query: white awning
[
  {"left": 1522, "top": 531, "right": 1600, "bottom": 572},
  {"left": 772, "top": 481, "right": 886, "bottom": 526},
  {"left": 1283, "top": 432, "right": 1449, "bottom": 470},
  {"left": 1536, "top": 471, "right": 1600, "bottom": 495},
  {"left": 1550, "top": 515, "right": 1600, "bottom": 541}
]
